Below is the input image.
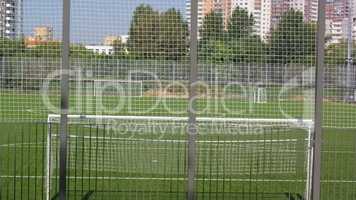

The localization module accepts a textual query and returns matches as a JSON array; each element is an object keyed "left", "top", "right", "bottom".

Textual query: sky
[{"left": 23, "top": 0, "right": 185, "bottom": 44}]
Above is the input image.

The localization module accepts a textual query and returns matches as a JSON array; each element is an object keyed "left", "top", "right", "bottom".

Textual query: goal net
[{"left": 45, "top": 114, "right": 313, "bottom": 199}]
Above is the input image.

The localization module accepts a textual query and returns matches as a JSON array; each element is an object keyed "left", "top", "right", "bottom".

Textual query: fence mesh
[
  {"left": 0, "top": 0, "right": 355, "bottom": 199},
  {"left": 320, "top": 0, "right": 356, "bottom": 199},
  {"left": 0, "top": 0, "right": 62, "bottom": 122},
  {"left": 46, "top": 115, "right": 311, "bottom": 199},
  {"left": 0, "top": 0, "right": 62, "bottom": 199},
  {"left": 194, "top": 1, "right": 316, "bottom": 198},
  {"left": 67, "top": 0, "right": 189, "bottom": 198}
]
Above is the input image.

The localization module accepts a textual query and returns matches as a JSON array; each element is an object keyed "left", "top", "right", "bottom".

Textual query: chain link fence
[{"left": 0, "top": 0, "right": 355, "bottom": 199}]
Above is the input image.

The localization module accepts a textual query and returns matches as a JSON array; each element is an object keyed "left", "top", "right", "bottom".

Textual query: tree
[
  {"left": 0, "top": 37, "right": 24, "bottom": 57},
  {"left": 269, "top": 10, "right": 316, "bottom": 64},
  {"left": 325, "top": 42, "right": 356, "bottom": 65},
  {"left": 200, "top": 12, "right": 224, "bottom": 43},
  {"left": 200, "top": 40, "right": 232, "bottom": 64},
  {"left": 26, "top": 42, "right": 61, "bottom": 57},
  {"left": 230, "top": 35, "right": 266, "bottom": 64},
  {"left": 227, "top": 7, "right": 254, "bottom": 39},
  {"left": 112, "top": 37, "right": 122, "bottom": 53},
  {"left": 127, "top": 4, "right": 160, "bottom": 59},
  {"left": 111, "top": 38, "right": 129, "bottom": 58},
  {"left": 70, "top": 44, "right": 98, "bottom": 59},
  {"left": 199, "top": 12, "right": 226, "bottom": 62},
  {"left": 26, "top": 42, "right": 99, "bottom": 58},
  {"left": 159, "top": 8, "right": 188, "bottom": 60}
]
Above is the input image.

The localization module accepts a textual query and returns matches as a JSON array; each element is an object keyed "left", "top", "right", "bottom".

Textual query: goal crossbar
[{"left": 47, "top": 114, "right": 313, "bottom": 128}]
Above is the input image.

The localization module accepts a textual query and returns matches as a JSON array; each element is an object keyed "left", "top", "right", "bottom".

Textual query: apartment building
[
  {"left": 0, "top": 0, "right": 18, "bottom": 38},
  {"left": 186, "top": 0, "right": 214, "bottom": 29},
  {"left": 185, "top": 0, "right": 355, "bottom": 43},
  {"left": 214, "top": 0, "right": 231, "bottom": 27},
  {"left": 325, "top": 0, "right": 355, "bottom": 44}
]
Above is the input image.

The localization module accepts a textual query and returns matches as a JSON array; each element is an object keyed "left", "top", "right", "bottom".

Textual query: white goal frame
[
  {"left": 46, "top": 114, "right": 314, "bottom": 200},
  {"left": 253, "top": 87, "right": 268, "bottom": 104}
]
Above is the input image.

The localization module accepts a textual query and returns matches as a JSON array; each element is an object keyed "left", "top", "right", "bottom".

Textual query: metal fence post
[
  {"left": 59, "top": 0, "right": 71, "bottom": 199},
  {"left": 345, "top": 0, "right": 354, "bottom": 100},
  {"left": 187, "top": 0, "right": 198, "bottom": 199},
  {"left": 312, "top": 0, "right": 326, "bottom": 199}
]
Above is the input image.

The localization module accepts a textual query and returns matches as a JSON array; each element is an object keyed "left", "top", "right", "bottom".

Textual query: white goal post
[
  {"left": 45, "top": 114, "right": 314, "bottom": 200},
  {"left": 253, "top": 87, "right": 268, "bottom": 104}
]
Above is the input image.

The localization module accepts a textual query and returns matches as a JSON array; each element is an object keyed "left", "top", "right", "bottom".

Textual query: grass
[
  {"left": 0, "top": 90, "right": 356, "bottom": 199},
  {"left": 1, "top": 89, "right": 356, "bottom": 126}
]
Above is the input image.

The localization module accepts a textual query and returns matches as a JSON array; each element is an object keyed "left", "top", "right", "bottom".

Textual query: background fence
[{"left": 0, "top": 0, "right": 355, "bottom": 199}]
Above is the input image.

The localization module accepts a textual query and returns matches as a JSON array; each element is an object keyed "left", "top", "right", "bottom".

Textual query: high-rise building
[
  {"left": 186, "top": 0, "right": 355, "bottom": 43},
  {"left": 256, "top": 0, "right": 307, "bottom": 40},
  {"left": 270, "top": 0, "right": 305, "bottom": 29},
  {"left": 103, "top": 36, "right": 120, "bottom": 46},
  {"left": 214, "top": 0, "right": 231, "bottom": 27},
  {"left": 186, "top": 0, "right": 214, "bottom": 29},
  {"left": 304, "top": 0, "right": 318, "bottom": 22},
  {"left": 0, "top": 1, "right": 4, "bottom": 36},
  {"left": 230, "top": 0, "right": 257, "bottom": 31},
  {"left": 258, "top": 0, "right": 272, "bottom": 40},
  {"left": 216, "top": 0, "right": 306, "bottom": 40},
  {"left": 324, "top": 0, "right": 356, "bottom": 44},
  {"left": 353, "top": 0, "right": 356, "bottom": 19},
  {"left": 353, "top": 0, "right": 356, "bottom": 41},
  {"left": 252, "top": 0, "right": 262, "bottom": 34},
  {"left": 34, "top": 26, "right": 53, "bottom": 41},
  {"left": 0, "top": 0, "right": 18, "bottom": 38},
  {"left": 24, "top": 26, "right": 54, "bottom": 48},
  {"left": 231, "top": 0, "right": 254, "bottom": 14}
]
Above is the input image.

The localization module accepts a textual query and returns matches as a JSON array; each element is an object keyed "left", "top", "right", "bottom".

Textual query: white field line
[
  {"left": 53, "top": 134, "right": 299, "bottom": 144},
  {"left": 3, "top": 141, "right": 354, "bottom": 154},
  {"left": 1, "top": 175, "right": 356, "bottom": 184},
  {"left": 2, "top": 141, "right": 354, "bottom": 155},
  {"left": 48, "top": 114, "right": 313, "bottom": 125},
  {"left": 0, "top": 142, "right": 45, "bottom": 147}
]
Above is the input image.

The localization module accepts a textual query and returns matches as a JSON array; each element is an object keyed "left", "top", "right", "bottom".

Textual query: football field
[{"left": 0, "top": 92, "right": 356, "bottom": 200}]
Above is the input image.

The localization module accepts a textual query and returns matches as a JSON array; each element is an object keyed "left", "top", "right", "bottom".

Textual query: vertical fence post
[
  {"left": 346, "top": 0, "right": 354, "bottom": 100},
  {"left": 59, "top": 0, "right": 70, "bottom": 199},
  {"left": 187, "top": 0, "right": 198, "bottom": 199},
  {"left": 312, "top": 0, "right": 326, "bottom": 199}
]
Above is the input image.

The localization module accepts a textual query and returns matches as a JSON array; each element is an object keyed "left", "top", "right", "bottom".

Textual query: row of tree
[
  {"left": 127, "top": 5, "right": 188, "bottom": 60},
  {"left": 198, "top": 8, "right": 317, "bottom": 64},
  {"left": 0, "top": 38, "right": 110, "bottom": 59},
  {"left": 126, "top": 5, "right": 325, "bottom": 64},
  {"left": 0, "top": 4, "right": 354, "bottom": 65}
]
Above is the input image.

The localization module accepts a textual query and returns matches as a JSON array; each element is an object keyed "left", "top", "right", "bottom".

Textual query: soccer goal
[
  {"left": 253, "top": 87, "right": 268, "bottom": 103},
  {"left": 45, "top": 114, "right": 314, "bottom": 200}
]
